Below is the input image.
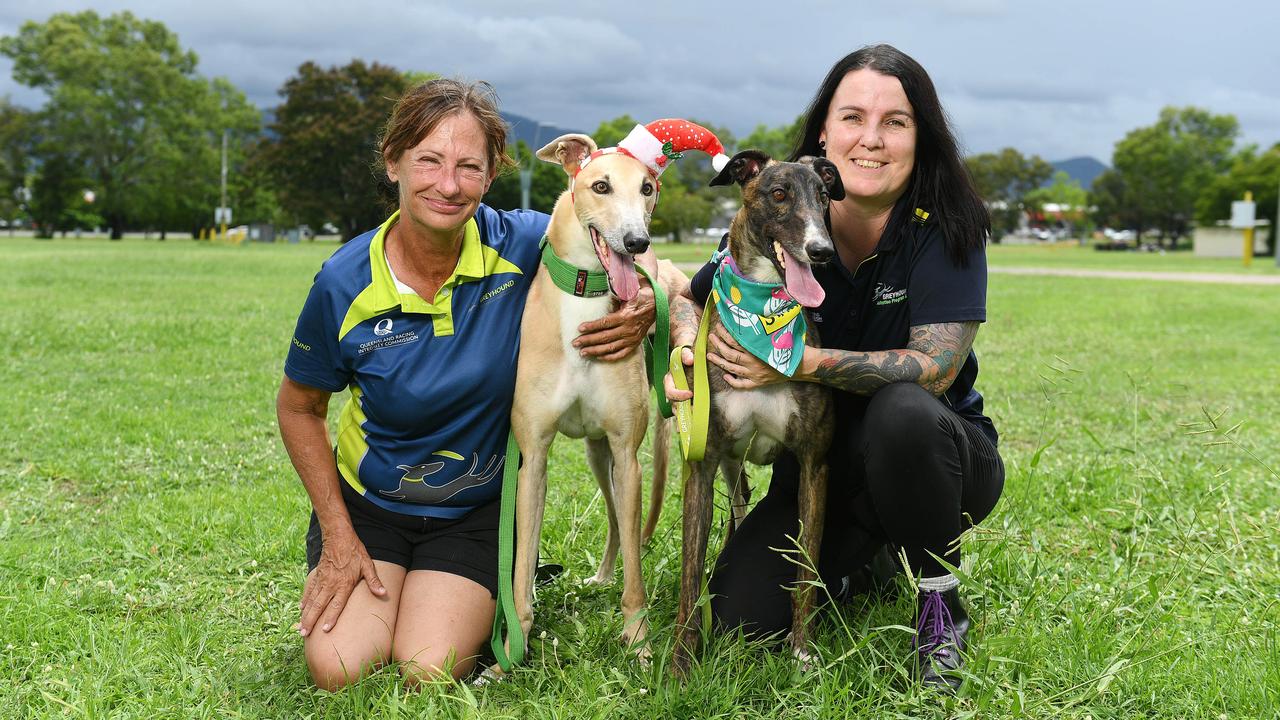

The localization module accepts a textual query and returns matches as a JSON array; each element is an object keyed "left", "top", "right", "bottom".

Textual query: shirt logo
[
  {"left": 374, "top": 318, "right": 394, "bottom": 336},
  {"left": 873, "top": 283, "right": 907, "bottom": 306},
  {"left": 479, "top": 279, "right": 516, "bottom": 304}
]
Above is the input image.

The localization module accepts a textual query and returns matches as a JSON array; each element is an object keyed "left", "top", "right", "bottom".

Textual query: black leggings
[{"left": 709, "top": 382, "right": 1004, "bottom": 637}]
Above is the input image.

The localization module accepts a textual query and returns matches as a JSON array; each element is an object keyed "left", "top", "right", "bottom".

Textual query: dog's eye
[
  {"left": 641, "top": 182, "right": 654, "bottom": 197},
  {"left": 771, "top": 189, "right": 787, "bottom": 202},
  {"left": 592, "top": 180, "right": 610, "bottom": 194}
]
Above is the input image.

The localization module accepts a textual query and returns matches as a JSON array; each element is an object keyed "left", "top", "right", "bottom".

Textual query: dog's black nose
[
  {"left": 623, "top": 232, "right": 650, "bottom": 254},
  {"left": 806, "top": 242, "right": 834, "bottom": 264}
]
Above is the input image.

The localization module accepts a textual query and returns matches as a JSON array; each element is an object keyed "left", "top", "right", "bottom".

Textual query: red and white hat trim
[{"left": 579, "top": 118, "right": 730, "bottom": 178}]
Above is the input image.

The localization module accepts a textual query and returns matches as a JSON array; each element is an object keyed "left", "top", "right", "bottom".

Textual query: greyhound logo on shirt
[
  {"left": 873, "top": 283, "right": 907, "bottom": 306},
  {"left": 381, "top": 452, "right": 503, "bottom": 504}
]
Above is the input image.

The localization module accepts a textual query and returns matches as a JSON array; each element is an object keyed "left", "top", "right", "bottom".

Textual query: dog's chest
[
  {"left": 545, "top": 293, "right": 644, "bottom": 440},
  {"left": 715, "top": 384, "right": 800, "bottom": 463}
]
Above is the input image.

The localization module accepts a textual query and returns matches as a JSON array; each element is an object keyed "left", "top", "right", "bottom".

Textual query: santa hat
[
  {"left": 581, "top": 119, "right": 729, "bottom": 177},
  {"left": 621, "top": 119, "right": 730, "bottom": 175}
]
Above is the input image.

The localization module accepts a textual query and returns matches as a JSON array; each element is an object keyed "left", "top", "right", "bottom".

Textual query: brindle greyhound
[
  {"left": 672, "top": 150, "right": 843, "bottom": 675},
  {"left": 495, "top": 132, "right": 685, "bottom": 674}
]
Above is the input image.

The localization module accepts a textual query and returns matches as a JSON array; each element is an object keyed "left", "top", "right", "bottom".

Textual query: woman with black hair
[{"left": 666, "top": 44, "right": 1004, "bottom": 690}]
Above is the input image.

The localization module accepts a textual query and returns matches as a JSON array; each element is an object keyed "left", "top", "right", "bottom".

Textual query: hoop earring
[{"left": 818, "top": 140, "right": 826, "bottom": 155}]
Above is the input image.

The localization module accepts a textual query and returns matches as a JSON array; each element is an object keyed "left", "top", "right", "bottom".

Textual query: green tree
[
  {"left": 1, "top": 11, "right": 257, "bottom": 239},
  {"left": 1195, "top": 142, "right": 1280, "bottom": 255},
  {"left": 965, "top": 148, "right": 1054, "bottom": 240},
  {"left": 1105, "top": 106, "right": 1239, "bottom": 248},
  {"left": 1026, "top": 170, "right": 1090, "bottom": 236},
  {"left": 266, "top": 60, "right": 410, "bottom": 240},
  {"left": 590, "top": 114, "right": 640, "bottom": 149},
  {"left": 484, "top": 140, "right": 566, "bottom": 214},
  {"left": 0, "top": 100, "right": 34, "bottom": 233},
  {"left": 739, "top": 116, "right": 804, "bottom": 160},
  {"left": 650, "top": 181, "right": 715, "bottom": 244}
]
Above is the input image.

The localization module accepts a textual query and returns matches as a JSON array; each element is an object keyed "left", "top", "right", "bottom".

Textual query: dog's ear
[
  {"left": 536, "top": 134, "right": 598, "bottom": 176},
  {"left": 802, "top": 156, "right": 846, "bottom": 201},
  {"left": 709, "top": 149, "right": 771, "bottom": 187}
]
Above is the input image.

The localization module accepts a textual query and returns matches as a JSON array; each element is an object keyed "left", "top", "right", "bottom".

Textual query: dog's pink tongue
[
  {"left": 609, "top": 248, "right": 639, "bottom": 302},
  {"left": 783, "top": 248, "right": 825, "bottom": 307}
]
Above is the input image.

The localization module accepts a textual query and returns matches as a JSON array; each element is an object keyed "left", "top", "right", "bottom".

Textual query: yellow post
[
  {"left": 220, "top": 221, "right": 227, "bottom": 242},
  {"left": 1243, "top": 191, "right": 1254, "bottom": 268}
]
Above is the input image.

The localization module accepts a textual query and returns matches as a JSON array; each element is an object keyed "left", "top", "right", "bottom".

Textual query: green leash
[
  {"left": 669, "top": 295, "right": 714, "bottom": 461},
  {"left": 635, "top": 264, "right": 673, "bottom": 419},
  {"left": 490, "top": 430, "right": 524, "bottom": 672},
  {"left": 490, "top": 242, "right": 674, "bottom": 672}
]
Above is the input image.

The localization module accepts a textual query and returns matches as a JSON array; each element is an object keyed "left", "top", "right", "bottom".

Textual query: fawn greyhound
[
  {"left": 498, "top": 130, "right": 688, "bottom": 670},
  {"left": 672, "top": 150, "right": 844, "bottom": 674}
]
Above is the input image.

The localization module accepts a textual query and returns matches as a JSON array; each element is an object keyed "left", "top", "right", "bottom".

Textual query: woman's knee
[
  {"left": 396, "top": 644, "right": 482, "bottom": 685},
  {"left": 305, "top": 640, "right": 387, "bottom": 691},
  {"left": 865, "top": 382, "right": 944, "bottom": 435}
]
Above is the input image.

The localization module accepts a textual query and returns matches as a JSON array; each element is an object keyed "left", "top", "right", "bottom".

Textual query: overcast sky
[{"left": 3, "top": 1, "right": 1278, "bottom": 163}]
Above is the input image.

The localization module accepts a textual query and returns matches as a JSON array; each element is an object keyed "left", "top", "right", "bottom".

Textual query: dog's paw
[
  {"left": 634, "top": 643, "right": 653, "bottom": 667},
  {"left": 792, "top": 645, "right": 819, "bottom": 673},
  {"left": 582, "top": 573, "right": 613, "bottom": 587},
  {"left": 473, "top": 665, "right": 506, "bottom": 687}
]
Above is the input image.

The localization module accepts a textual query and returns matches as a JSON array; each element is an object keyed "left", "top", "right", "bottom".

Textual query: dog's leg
[
  {"left": 718, "top": 458, "right": 749, "bottom": 535},
  {"left": 790, "top": 455, "right": 828, "bottom": 666},
  {"left": 509, "top": 426, "right": 555, "bottom": 666},
  {"left": 608, "top": 430, "right": 649, "bottom": 654},
  {"left": 673, "top": 451, "right": 719, "bottom": 677},
  {"left": 642, "top": 412, "right": 670, "bottom": 544},
  {"left": 583, "top": 436, "right": 620, "bottom": 585}
]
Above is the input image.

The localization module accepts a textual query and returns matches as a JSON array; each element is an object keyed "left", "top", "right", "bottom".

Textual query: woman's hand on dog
[
  {"left": 708, "top": 324, "right": 789, "bottom": 389},
  {"left": 298, "top": 530, "right": 386, "bottom": 637},
  {"left": 664, "top": 346, "right": 695, "bottom": 402},
  {"left": 573, "top": 286, "right": 656, "bottom": 361}
]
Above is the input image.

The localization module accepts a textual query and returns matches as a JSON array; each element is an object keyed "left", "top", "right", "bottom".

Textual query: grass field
[
  {"left": 1, "top": 236, "right": 1277, "bottom": 718},
  {"left": 658, "top": 238, "right": 1280, "bottom": 276}
]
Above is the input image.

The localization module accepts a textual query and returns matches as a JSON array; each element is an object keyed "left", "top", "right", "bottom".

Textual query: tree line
[{"left": 2, "top": 11, "right": 1276, "bottom": 251}]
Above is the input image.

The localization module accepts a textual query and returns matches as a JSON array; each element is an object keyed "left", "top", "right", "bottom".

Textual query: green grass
[
  {"left": 653, "top": 239, "right": 1280, "bottom": 276},
  {"left": 1, "top": 236, "right": 1277, "bottom": 718}
]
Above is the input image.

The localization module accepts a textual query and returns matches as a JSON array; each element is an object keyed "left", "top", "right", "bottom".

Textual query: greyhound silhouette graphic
[{"left": 380, "top": 453, "right": 504, "bottom": 505}]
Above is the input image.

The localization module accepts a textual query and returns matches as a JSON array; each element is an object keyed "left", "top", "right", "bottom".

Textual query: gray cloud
[{"left": 2, "top": 1, "right": 1278, "bottom": 164}]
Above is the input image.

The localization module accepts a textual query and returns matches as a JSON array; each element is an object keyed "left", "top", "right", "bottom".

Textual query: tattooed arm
[
  {"left": 796, "top": 321, "right": 980, "bottom": 397},
  {"left": 663, "top": 288, "right": 704, "bottom": 402}
]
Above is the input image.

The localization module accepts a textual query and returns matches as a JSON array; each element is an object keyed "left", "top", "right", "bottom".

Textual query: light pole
[
  {"left": 519, "top": 122, "right": 547, "bottom": 210},
  {"left": 219, "top": 129, "right": 228, "bottom": 239}
]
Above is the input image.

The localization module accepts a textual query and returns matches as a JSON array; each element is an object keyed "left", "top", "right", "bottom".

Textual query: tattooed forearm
[
  {"left": 802, "top": 321, "right": 979, "bottom": 396},
  {"left": 668, "top": 291, "right": 702, "bottom": 349},
  {"left": 908, "top": 322, "right": 979, "bottom": 396},
  {"left": 808, "top": 348, "right": 926, "bottom": 394}
]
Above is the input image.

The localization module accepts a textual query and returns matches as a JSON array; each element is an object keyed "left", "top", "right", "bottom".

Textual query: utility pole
[
  {"left": 519, "top": 123, "right": 547, "bottom": 210},
  {"left": 219, "top": 129, "right": 228, "bottom": 239}
]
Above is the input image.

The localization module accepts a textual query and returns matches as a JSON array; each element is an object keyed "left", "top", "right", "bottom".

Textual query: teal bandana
[{"left": 709, "top": 249, "right": 808, "bottom": 377}]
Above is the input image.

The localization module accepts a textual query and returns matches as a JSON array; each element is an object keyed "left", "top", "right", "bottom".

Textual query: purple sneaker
[{"left": 914, "top": 587, "right": 970, "bottom": 691}]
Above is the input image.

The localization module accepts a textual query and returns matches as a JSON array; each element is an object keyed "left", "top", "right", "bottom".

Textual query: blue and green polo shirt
[{"left": 285, "top": 204, "right": 548, "bottom": 518}]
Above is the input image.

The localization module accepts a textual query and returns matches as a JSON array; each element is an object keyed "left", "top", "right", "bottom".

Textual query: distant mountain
[
  {"left": 1048, "top": 156, "right": 1107, "bottom": 191},
  {"left": 502, "top": 111, "right": 580, "bottom": 151}
]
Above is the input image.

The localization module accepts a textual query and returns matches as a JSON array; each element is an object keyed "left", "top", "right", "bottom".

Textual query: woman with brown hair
[{"left": 277, "top": 78, "right": 654, "bottom": 689}]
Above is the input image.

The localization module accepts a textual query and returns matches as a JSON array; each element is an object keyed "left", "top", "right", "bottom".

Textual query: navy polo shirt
[
  {"left": 691, "top": 207, "right": 997, "bottom": 445},
  {"left": 285, "top": 204, "right": 549, "bottom": 518}
]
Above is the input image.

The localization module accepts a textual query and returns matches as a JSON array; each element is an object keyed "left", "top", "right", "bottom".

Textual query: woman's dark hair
[{"left": 791, "top": 44, "right": 990, "bottom": 266}]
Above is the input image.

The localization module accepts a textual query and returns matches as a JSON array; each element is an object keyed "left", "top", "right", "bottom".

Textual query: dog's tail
[{"left": 643, "top": 408, "right": 671, "bottom": 544}]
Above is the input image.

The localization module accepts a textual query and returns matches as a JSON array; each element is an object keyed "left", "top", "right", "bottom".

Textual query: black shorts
[{"left": 306, "top": 481, "right": 500, "bottom": 598}]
